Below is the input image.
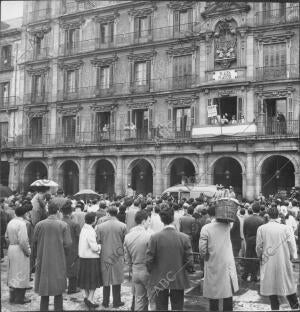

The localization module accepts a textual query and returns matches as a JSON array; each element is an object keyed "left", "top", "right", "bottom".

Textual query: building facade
[{"left": 1, "top": 1, "right": 299, "bottom": 200}]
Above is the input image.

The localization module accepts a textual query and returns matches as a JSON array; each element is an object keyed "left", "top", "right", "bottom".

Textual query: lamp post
[
  {"left": 224, "top": 169, "right": 231, "bottom": 187},
  {"left": 275, "top": 169, "right": 280, "bottom": 193}
]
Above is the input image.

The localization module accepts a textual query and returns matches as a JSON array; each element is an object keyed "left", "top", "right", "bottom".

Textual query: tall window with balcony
[
  {"left": 173, "top": 8, "right": 192, "bottom": 36},
  {"left": 134, "top": 15, "right": 152, "bottom": 43},
  {"left": 95, "top": 112, "right": 112, "bottom": 141},
  {"left": 1, "top": 45, "right": 12, "bottom": 70},
  {"left": 65, "top": 69, "right": 78, "bottom": 98},
  {"left": 0, "top": 122, "right": 8, "bottom": 144},
  {"left": 260, "top": 43, "right": 286, "bottom": 80},
  {"left": 174, "top": 107, "right": 192, "bottom": 138},
  {"left": 31, "top": 74, "right": 45, "bottom": 103},
  {"left": 131, "top": 61, "right": 151, "bottom": 93},
  {"left": 0, "top": 82, "right": 10, "bottom": 108},
  {"left": 65, "top": 28, "right": 79, "bottom": 55},
  {"left": 33, "top": 34, "right": 47, "bottom": 60},
  {"left": 99, "top": 22, "right": 114, "bottom": 48},
  {"left": 30, "top": 117, "right": 43, "bottom": 144},
  {"left": 126, "top": 109, "right": 152, "bottom": 140},
  {"left": 173, "top": 55, "right": 192, "bottom": 89},
  {"left": 62, "top": 115, "right": 76, "bottom": 143},
  {"left": 96, "top": 66, "right": 113, "bottom": 96}
]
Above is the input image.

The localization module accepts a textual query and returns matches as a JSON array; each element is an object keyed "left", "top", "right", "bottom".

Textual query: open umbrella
[
  {"left": 30, "top": 179, "right": 58, "bottom": 187},
  {"left": 0, "top": 184, "right": 13, "bottom": 198},
  {"left": 74, "top": 189, "right": 101, "bottom": 201}
]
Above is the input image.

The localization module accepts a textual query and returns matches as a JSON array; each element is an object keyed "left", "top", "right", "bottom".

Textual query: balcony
[
  {"left": 57, "top": 76, "right": 198, "bottom": 101},
  {"left": 0, "top": 96, "right": 19, "bottom": 109},
  {"left": 0, "top": 63, "right": 13, "bottom": 72},
  {"left": 58, "top": 23, "right": 200, "bottom": 56},
  {"left": 256, "top": 119, "right": 299, "bottom": 137},
  {"left": 24, "top": 93, "right": 50, "bottom": 105},
  {"left": 256, "top": 65, "right": 299, "bottom": 81},
  {"left": 28, "top": 8, "right": 52, "bottom": 23},
  {"left": 255, "top": 5, "right": 299, "bottom": 26},
  {"left": 27, "top": 47, "right": 50, "bottom": 62}
]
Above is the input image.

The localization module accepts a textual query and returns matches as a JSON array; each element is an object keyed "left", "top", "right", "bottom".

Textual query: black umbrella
[{"left": 0, "top": 184, "right": 13, "bottom": 198}]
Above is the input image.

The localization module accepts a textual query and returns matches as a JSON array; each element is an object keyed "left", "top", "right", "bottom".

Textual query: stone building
[{"left": 1, "top": 1, "right": 299, "bottom": 200}]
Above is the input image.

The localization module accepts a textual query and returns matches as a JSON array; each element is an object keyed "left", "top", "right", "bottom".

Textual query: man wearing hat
[{"left": 228, "top": 186, "right": 236, "bottom": 199}]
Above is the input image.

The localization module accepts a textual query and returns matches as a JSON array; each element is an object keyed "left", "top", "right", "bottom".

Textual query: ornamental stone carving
[
  {"left": 214, "top": 18, "right": 237, "bottom": 69},
  {"left": 127, "top": 50, "right": 157, "bottom": 61},
  {"left": 27, "top": 25, "right": 51, "bottom": 37},
  {"left": 165, "top": 93, "right": 198, "bottom": 107},
  {"left": 25, "top": 107, "right": 48, "bottom": 119},
  {"left": 90, "top": 103, "right": 118, "bottom": 112},
  {"left": 255, "top": 31, "right": 294, "bottom": 44},
  {"left": 126, "top": 97, "right": 156, "bottom": 109},
  {"left": 167, "top": 1, "right": 195, "bottom": 11},
  {"left": 128, "top": 3, "right": 157, "bottom": 17},
  {"left": 58, "top": 60, "right": 83, "bottom": 70},
  {"left": 26, "top": 65, "right": 50, "bottom": 75},
  {"left": 90, "top": 54, "right": 118, "bottom": 67},
  {"left": 57, "top": 104, "right": 82, "bottom": 115},
  {"left": 255, "top": 85, "right": 295, "bottom": 98},
  {"left": 93, "top": 11, "right": 119, "bottom": 23},
  {"left": 166, "top": 43, "right": 198, "bottom": 56},
  {"left": 201, "top": 2, "right": 250, "bottom": 19},
  {"left": 59, "top": 16, "right": 85, "bottom": 29}
]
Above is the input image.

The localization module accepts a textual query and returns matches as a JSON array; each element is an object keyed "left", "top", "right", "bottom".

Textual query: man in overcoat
[
  {"left": 256, "top": 207, "right": 299, "bottom": 310},
  {"left": 146, "top": 205, "right": 194, "bottom": 311},
  {"left": 33, "top": 201, "right": 72, "bottom": 311},
  {"left": 199, "top": 216, "right": 239, "bottom": 311},
  {"left": 242, "top": 202, "right": 264, "bottom": 282},
  {"left": 61, "top": 201, "right": 81, "bottom": 294},
  {"left": 95, "top": 206, "right": 127, "bottom": 308}
]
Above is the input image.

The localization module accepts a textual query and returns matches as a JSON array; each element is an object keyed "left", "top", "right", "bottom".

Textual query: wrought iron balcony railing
[
  {"left": 24, "top": 92, "right": 50, "bottom": 105},
  {"left": 0, "top": 62, "right": 13, "bottom": 72},
  {"left": 58, "top": 23, "right": 200, "bottom": 56},
  {"left": 28, "top": 8, "right": 52, "bottom": 23},
  {"left": 57, "top": 76, "right": 198, "bottom": 101},
  {"left": 26, "top": 47, "right": 50, "bottom": 61},
  {"left": 0, "top": 96, "right": 19, "bottom": 109},
  {"left": 256, "top": 65, "right": 299, "bottom": 81},
  {"left": 256, "top": 119, "right": 299, "bottom": 136},
  {"left": 255, "top": 5, "right": 300, "bottom": 26}
]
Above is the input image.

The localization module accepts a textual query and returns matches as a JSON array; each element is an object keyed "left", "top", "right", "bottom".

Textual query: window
[
  {"left": 32, "top": 75, "right": 45, "bottom": 102},
  {"left": 174, "top": 108, "right": 191, "bottom": 132},
  {"left": 174, "top": 9, "right": 192, "bottom": 33},
  {"left": 30, "top": 117, "right": 43, "bottom": 144},
  {"left": 0, "top": 122, "right": 8, "bottom": 139},
  {"left": 35, "top": 36, "right": 43, "bottom": 56},
  {"left": 99, "top": 66, "right": 110, "bottom": 89},
  {"left": 173, "top": 55, "right": 192, "bottom": 89},
  {"left": 100, "top": 22, "right": 114, "bottom": 44},
  {"left": 66, "top": 70, "right": 76, "bottom": 92},
  {"left": 62, "top": 115, "right": 76, "bottom": 142},
  {"left": 0, "top": 82, "right": 10, "bottom": 107},
  {"left": 138, "top": 16, "right": 148, "bottom": 37},
  {"left": 65, "top": 28, "right": 79, "bottom": 53},
  {"left": 1, "top": 46, "right": 12, "bottom": 67},
  {"left": 134, "top": 15, "right": 152, "bottom": 40},
  {"left": 135, "top": 62, "right": 147, "bottom": 85},
  {"left": 263, "top": 43, "right": 286, "bottom": 79}
]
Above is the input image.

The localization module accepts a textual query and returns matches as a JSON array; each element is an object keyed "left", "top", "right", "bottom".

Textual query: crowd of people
[{"left": 1, "top": 186, "right": 300, "bottom": 311}]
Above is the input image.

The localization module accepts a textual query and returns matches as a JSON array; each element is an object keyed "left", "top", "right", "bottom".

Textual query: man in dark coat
[
  {"left": 146, "top": 205, "right": 194, "bottom": 311},
  {"left": 0, "top": 201, "right": 8, "bottom": 261},
  {"left": 33, "top": 201, "right": 72, "bottom": 311},
  {"left": 230, "top": 215, "right": 241, "bottom": 257},
  {"left": 242, "top": 202, "right": 264, "bottom": 282},
  {"left": 61, "top": 201, "right": 81, "bottom": 294}
]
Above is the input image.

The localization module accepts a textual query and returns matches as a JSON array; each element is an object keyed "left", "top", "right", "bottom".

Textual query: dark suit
[
  {"left": 243, "top": 214, "right": 264, "bottom": 280},
  {"left": 146, "top": 226, "right": 194, "bottom": 311},
  {"left": 230, "top": 216, "right": 241, "bottom": 257}
]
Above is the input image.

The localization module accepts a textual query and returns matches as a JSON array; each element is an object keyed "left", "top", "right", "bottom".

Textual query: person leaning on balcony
[{"left": 256, "top": 207, "right": 299, "bottom": 310}]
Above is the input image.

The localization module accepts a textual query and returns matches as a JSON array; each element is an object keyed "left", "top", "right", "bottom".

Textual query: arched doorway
[
  {"left": 95, "top": 160, "right": 115, "bottom": 196},
  {"left": 0, "top": 161, "right": 9, "bottom": 186},
  {"left": 24, "top": 161, "right": 48, "bottom": 190},
  {"left": 213, "top": 157, "right": 243, "bottom": 195},
  {"left": 61, "top": 160, "right": 79, "bottom": 195},
  {"left": 130, "top": 159, "right": 153, "bottom": 195},
  {"left": 261, "top": 155, "right": 295, "bottom": 196},
  {"left": 170, "top": 158, "right": 195, "bottom": 186}
]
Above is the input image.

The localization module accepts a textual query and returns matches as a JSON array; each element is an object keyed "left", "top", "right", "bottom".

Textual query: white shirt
[
  {"left": 87, "top": 204, "right": 99, "bottom": 213},
  {"left": 149, "top": 213, "right": 164, "bottom": 233},
  {"left": 78, "top": 224, "right": 101, "bottom": 258}
]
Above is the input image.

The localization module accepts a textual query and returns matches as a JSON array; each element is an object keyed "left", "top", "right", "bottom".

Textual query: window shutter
[
  {"left": 237, "top": 97, "right": 244, "bottom": 121},
  {"left": 90, "top": 113, "right": 95, "bottom": 140},
  {"left": 148, "top": 15, "right": 152, "bottom": 35},
  {"left": 288, "top": 98, "right": 293, "bottom": 120},
  {"left": 110, "top": 22, "right": 114, "bottom": 43},
  {"left": 57, "top": 116, "right": 62, "bottom": 138},
  {"left": 28, "top": 117, "right": 32, "bottom": 138},
  {"left": 7, "top": 46, "right": 12, "bottom": 65},
  {"left": 111, "top": 111, "right": 115, "bottom": 133},
  {"left": 109, "top": 65, "right": 113, "bottom": 88},
  {"left": 146, "top": 60, "right": 151, "bottom": 88},
  {"left": 149, "top": 108, "right": 153, "bottom": 130},
  {"left": 130, "top": 62, "right": 134, "bottom": 87},
  {"left": 65, "top": 30, "right": 69, "bottom": 51},
  {"left": 168, "top": 108, "right": 172, "bottom": 126},
  {"left": 42, "top": 114, "right": 48, "bottom": 142},
  {"left": 76, "top": 115, "right": 80, "bottom": 136},
  {"left": 75, "top": 69, "right": 79, "bottom": 92},
  {"left": 96, "top": 67, "right": 100, "bottom": 87},
  {"left": 75, "top": 28, "right": 80, "bottom": 51},
  {"left": 127, "top": 110, "right": 131, "bottom": 125},
  {"left": 41, "top": 74, "right": 46, "bottom": 100},
  {"left": 188, "top": 9, "right": 193, "bottom": 31},
  {"left": 174, "top": 11, "right": 179, "bottom": 33},
  {"left": 191, "top": 106, "right": 195, "bottom": 126},
  {"left": 134, "top": 18, "right": 139, "bottom": 39}
]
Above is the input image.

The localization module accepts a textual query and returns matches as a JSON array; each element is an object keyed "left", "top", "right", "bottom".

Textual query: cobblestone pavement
[{"left": 1, "top": 255, "right": 299, "bottom": 311}]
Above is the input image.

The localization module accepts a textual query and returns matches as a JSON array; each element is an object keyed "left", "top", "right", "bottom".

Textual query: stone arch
[
  {"left": 164, "top": 156, "right": 199, "bottom": 176},
  {"left": 23, "top": 160, "right": 48, "bottom": 191},
  {"left": 93, "top": 159, "right": 116, "bottom": 196},
  {"left": 58, "top": 160, "right": 79, "bottom": 195}
]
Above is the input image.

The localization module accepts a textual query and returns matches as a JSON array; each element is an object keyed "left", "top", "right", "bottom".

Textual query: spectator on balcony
[
  {"left": 240, "top": 115, "right": 245, "bottom": 124},
  {"left": 230, "top": 115, "right": 237, "bottom": 125},
  {"left": 221, "top": 114, "right": 229, "bottom": 125},
  {"left": 276, "top": 111, "right": 286, "bottom": 134}
]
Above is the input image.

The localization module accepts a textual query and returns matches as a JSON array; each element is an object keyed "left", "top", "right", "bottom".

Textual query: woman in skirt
[{"left": 78, "top": 212, "right": 102, "bottom": 308}]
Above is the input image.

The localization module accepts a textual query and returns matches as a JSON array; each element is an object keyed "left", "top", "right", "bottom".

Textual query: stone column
[
  {"left": 115, "top": 156, "right": 123, "bottom": 195},
  {"left": 79, "top": 157, "right": 86, "bottom": 190},
  {"left": 294, "top": 170, "right": 300, "bottom": 188},
  {"left": 8, "top": 159, "right": 15, "bottom": 190},
  {"left": 197, "top": 154, "right": 206, "bottom": 184},
  {"left": 154, "top": 155, "right": 162, "bottom": 196},
  {"left": 245, "top": 153, "right": 255, "bottom": 200},
  {"left": 47, "top": 157, "right": 54, "bottom": 180}
]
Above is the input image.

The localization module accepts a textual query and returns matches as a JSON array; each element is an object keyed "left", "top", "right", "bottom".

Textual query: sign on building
[
  {"left": 213, "top": 70, "right": 238, "bottom": 81},
  {"left": 207, "top": 105, "right": 218, "bottom": 117}
]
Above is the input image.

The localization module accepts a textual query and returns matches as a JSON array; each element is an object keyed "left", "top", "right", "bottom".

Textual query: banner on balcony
[
  {"left": 207, "top": 105, "right": 218, "bottom": 118},
  {"left": 213, "top": 70, "right": 237, "bottom": 81}
]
